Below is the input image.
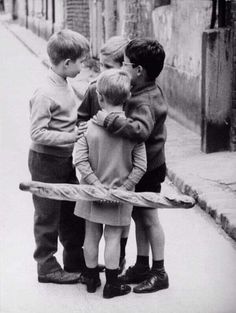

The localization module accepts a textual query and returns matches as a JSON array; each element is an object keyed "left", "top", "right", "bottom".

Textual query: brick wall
[{"left": 65, "top": 0, "right": 90, "bottom": 39}]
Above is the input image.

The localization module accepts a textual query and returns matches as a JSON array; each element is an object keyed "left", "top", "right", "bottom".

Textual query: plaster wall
[
  {"left": 153, "top": 0, "right": 212, "bottom": 133},
  {"left": 116, "top": 0, "right": 126, "bottom": 35}
]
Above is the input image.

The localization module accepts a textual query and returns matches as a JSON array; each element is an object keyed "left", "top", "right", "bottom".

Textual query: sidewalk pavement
[{"left": 2, "top": 15, "right": 236, "bottom": 242}]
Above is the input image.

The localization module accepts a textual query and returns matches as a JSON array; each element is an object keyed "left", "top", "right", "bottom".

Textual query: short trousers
[
  {"left": 135, "top": 162, "right": 166, "bottom": 193},
  {"left": 133, "top": 163, "right": 166, "bottom": 212}
]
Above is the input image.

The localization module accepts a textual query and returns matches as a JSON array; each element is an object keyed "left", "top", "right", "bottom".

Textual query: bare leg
[
  {"left": 104, "top": 225, "right": 123, "bottom": 269},
  {"left": 120, "top": 225, "right": 130, "bottom": 262},
  {"left": 103, "top": 226, "right": 132, "bottom": 298},
  {"left": 132, "top": 210, "right": 168, "bottom": 294},
  {"left": 121, "top": 225, "right": 130, "bottom": 238},
  {"left": 84, "top": 221, "right": 103, "bottom": 268},
  {"left": 142, "top": 209, "right": 165, "bottom": 260},
  {"left": 132, "top": 208, "right": 150, "bottom": 257}
]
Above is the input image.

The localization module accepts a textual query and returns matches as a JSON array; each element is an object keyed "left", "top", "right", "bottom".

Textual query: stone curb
[{"left": 167, "top": 168, "right": 236, "bottom": 242}]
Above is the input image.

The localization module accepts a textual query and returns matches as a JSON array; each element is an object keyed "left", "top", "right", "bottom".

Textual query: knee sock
[
  {"left": 120, "top": 237, "right": 128, "bottom": 262},
  {"left": 135, "top": 255, "right": 149, "bottom": 270},
  {"left": 105, "top": 268, "right": 119, "bottom": 285},
  {"left": 86, "top": 266, "right": 99, "bottom": 279},
  {"left": 151, "top": 260, "right": 165, "bottom": 275}
]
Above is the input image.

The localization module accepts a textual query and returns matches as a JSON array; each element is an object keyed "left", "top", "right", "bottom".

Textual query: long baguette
[{"left": 19, "top": 181, "right": 195, "bottom": 209}]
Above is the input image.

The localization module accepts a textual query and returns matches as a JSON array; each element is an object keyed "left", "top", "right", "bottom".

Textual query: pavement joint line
[{"left": 2, "top": 16, "right": 236, "bottom": 243}]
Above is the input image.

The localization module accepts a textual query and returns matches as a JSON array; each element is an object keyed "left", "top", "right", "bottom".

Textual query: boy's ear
[
  {"left": 96, "top": 90, "right": 104, "bottom": 103},
  {"left": 136, "top": 65, "right": 143, "bottom": 76},
  {"left": 64, "top": 59, "right": 71, "bottom": 67}
]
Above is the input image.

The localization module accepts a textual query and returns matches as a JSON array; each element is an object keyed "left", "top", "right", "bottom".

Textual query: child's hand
[
  {"left": 92, "top": 110, "right": 108, "bottom": 126},
  {"left": 94, "top": 184, "right": 120, "bottom": 205},
  {"left": 94, "top": 182, "right": 107, "bottom": 192},
  {"left": 96, "top": 199, "right": 120, "bottom": 205},
  {"left": 117, "top": 186, "right": 128, "bottom": 191},
  {"left": 75, "top": 122, "right": 88, "bottom": 141}
]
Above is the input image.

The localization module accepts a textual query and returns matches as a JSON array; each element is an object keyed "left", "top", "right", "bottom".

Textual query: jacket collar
[{"left": 131, "top": 81, "right": 156, "bottom": 96}]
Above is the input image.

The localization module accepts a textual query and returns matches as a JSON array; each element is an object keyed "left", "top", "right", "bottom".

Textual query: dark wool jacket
[
  {"left": 104, "top": 81, "right": 168, "bottom": 171},
  {"left": 77, "top": 80, "right": 167, "bottom": 171},
  {"left": 77, "top": 80, "right": 100, "bottom": 124}
]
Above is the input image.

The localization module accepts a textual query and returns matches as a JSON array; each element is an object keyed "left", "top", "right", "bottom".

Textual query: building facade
[{"left": 4, "top": 0, "right": 236, "bottom": 152}]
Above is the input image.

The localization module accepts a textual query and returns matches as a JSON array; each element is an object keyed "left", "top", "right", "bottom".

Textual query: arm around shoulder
[
  {"left": 77, "top": 81, "right": 99, "bottom": 125},
  {"left": 104, "top": 104, "right": 154, "bottom": 143}
]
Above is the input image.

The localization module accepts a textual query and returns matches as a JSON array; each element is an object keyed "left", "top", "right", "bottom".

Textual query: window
[{"left": 154, "top": 0, "right": 171, "bottom": 9}]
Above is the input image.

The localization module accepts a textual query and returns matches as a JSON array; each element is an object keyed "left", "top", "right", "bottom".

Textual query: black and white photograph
[{"left": 0, "top": 1, "right": 236, "bottom": 313}]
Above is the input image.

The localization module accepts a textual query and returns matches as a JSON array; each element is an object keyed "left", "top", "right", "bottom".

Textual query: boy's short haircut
[
  {"left": 100, "top": 36, "right": 129, "bottom": 66},
  {"left": 47, "top": 29, "right": 90, "bottom": 65},
  {"left": 125, "top": 38, "right": 165, "bottom": 81},
  {"left": 97, "top": 69, "right": 131, "bottom": 106}
]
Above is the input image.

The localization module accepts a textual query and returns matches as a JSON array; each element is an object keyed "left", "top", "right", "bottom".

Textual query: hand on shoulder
[{"left": 92, "top": 110, "right": 108, "bottom": 126}]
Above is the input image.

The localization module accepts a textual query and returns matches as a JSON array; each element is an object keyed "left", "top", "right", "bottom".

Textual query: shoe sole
[
  {"left": 119, "top": 278, "right": 148, "bottom": 284},
  {"left": 38, "top": 277, "right": 80, "bottom": 284},
  {"left": 103, "top": 288, "right": 131, "bottom": 299},
  {"left": 79, "top": 276, "right": 101, "bottom": 292},
  {"left": 133, "top": 284, "right": 169, "bottom": 294}
]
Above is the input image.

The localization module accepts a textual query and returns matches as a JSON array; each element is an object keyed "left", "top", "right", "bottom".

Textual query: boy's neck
[
  {"left": 51, "top": 65, "right": 67, "bottom": 80},
  {"left": 131, "top": 76, "right": 155, "bottom": 92},
  {"left": 103, "top": 103, "right": 123, "bottom": 113}
]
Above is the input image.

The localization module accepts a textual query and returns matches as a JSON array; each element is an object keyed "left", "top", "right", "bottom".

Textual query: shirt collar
[{"left": 48, "top": 68, "right": 68, "bottom": 86}]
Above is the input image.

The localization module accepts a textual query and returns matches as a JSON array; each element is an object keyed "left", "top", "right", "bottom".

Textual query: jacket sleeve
[
  {"left": 73, "top": 136, "right": 101, "bottom": 185},
  {"left": 30, "top": 94, "right": 76, "bottom": 145},
  {"left": 77, "top": 87, "right": 92, "bottom": 125},
  {"left": 104, "top": 103, "right": 154, "bottom": 143},
  {"left": 122, "top": 142, "right": 147, "bottom": 190},
  {"left": 77, "top": 82, "right": 99, "bottom": 125}
]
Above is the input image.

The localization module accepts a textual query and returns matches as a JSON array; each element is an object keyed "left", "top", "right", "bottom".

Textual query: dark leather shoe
[
  {"left": 118, "top": 258, "right": 126, "bottom": 275},
  {"left": 79, "top": 274, "right": 101, "bottom": 293},
  {"left": 133, "top": 272, "right": 169, "bottom": 293},
  {"left": 119, "top": 265, "right": 150, "bottom": 284},
  {"left": 38, "top": 269, "right": 80, "bottom": 284},
  {"left": 103, "top": 282, "right": 131, "bottom": 299}
]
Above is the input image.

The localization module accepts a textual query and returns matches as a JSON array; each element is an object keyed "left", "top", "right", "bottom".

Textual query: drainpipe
[
  {"left": 52, "top": 0, "right": 55, "bottom": 33},
  {"left": 25, "top": 0, "right": 28, "bottom": 28},
  {"left": 12, "top": 0, "right": 18, "bottom": 19},
  {"left": 210, "top": 0, "right": 217, "bottom": 29}
]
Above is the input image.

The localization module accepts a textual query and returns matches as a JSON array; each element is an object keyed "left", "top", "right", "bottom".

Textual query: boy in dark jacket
[{"left": 93, "top": 38, "right": 169, "bottom": 294}]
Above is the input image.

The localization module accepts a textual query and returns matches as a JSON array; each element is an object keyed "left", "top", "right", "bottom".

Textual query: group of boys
[{"left": 28, "top": 29, "right": 168, "bottom": 299}]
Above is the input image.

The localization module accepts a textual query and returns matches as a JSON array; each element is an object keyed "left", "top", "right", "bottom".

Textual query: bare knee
[
  {"left": 104, "top": 225, "right": 122, "bottom": 243},
  {"left": 136, "top": 210, "right": 160, "bottom": 228},
  {"left": 84, "top": 222, "right": 102, "bottom": 255}
]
